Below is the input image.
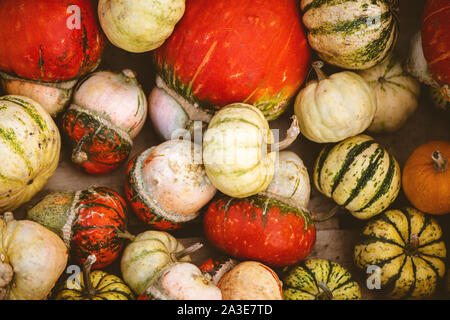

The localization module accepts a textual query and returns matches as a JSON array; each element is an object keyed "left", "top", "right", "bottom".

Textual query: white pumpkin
[
  {"left": 358, "top": 55, "right": 421, "bottom": 133},
  {"left": 265, "top": 151, "right": 310, "bottom": 209},
  {"left": 98, "top": 0, "right": 185, "bottom": 53},
  {"left": 294, "top": 62, "right": 377, "bottom": 143},
  {"left": 0, "top": 212, "right": 68, "bottom": 300},
  {"left": 0, "top": 95, "right": 61, "bottom": 212}
]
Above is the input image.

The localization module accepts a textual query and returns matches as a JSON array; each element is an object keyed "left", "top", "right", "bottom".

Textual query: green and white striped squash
[
  {"left": 313, "top": 134, "right": 401, "bottom": 220},
  {"left": 283, "top": 258, "right": 361, "bottom": 300},
  {"left": 358, "top": 55, "right": 421, "bottom": 133},
  {"left": 0, "top": 95, "right": 61, "bottom": 212},
  {"left": 354, "top": 207, "right": 446, "bottom": 299},
  {"left": 301, "top": 0, "right": 399, "bottom": 70},
  {"left": 202, "top": 103, "right": 276, "bottom": 198}
]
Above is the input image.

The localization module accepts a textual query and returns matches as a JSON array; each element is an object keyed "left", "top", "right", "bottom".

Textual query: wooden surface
[{"left": 8, "top": 0, "right": 450, "bottom": 300}]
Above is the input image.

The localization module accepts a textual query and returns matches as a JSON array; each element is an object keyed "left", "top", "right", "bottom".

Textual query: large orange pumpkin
[{"left": 402, "top": 141, "right": 450, "bottom": 215}]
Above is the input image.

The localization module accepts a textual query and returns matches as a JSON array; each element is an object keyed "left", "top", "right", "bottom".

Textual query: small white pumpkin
[
  {"left": 0, "top": 95, "right": 61, "bottom": 212},
  {"left": 98, "top": 0, "right": 185, "bottom": 53},
  {"left": 265, "top": 151, "right": 310, "bottom": 209},
  {"left": 294, "top": 61, "right": 377, "bottom": 143},
  {"left": 358, "top": 55, "right": 421, "bottom": 133}
]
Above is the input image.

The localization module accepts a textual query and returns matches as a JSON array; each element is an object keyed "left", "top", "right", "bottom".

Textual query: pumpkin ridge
[
  {"left": 414, "top": 255, "right": 441, "bottom": 281},
  {"left": 417, "top": 251, "right": 446, "bottom": 262},
  {"left": 359, "top": 234, "right": 404, "bottom": 250},
  {"left": 332, "top": 277, "right": 358, "bottom": 292},
  {"left": 93, "top": 273, "right": 110, "bottom": 290},
  {"left": 382, "top": 255, "right": 407, "bottom": 295},
  {"left": 0, "top": 127, "right": 33, "bottom": 174},
  {"left": 418, "top": 238, "right": 445, "bottom": 250},
  {"left": 0, "top": 96, "right": 47, "bottom": 131},
  {"left": 283, "top": 284, "right": 316, "bottom": 297},
  {"left": 378, "top": 214, "right": 407, "bottom": 246},
  {"left": 401, "top": 257, "right": 417, "bottom": 300},
  {"left": 315, "top": 144, "right": 336, "bottom": 192}
]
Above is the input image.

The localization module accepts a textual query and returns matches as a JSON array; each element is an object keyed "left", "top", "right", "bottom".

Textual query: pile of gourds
[{"left": 0, "top": 0, "right": 448, "bottom": 300}]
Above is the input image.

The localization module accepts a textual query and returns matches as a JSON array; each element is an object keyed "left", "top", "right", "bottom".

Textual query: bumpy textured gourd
[
  {"left": 0, "top": 95, "right": 61, "bottom": 213},
  {"left": 314, "top": 134, "right": 401, "bottom": 220},
  {"left": 283, "top": 259, "right": 361, "bottom": 300},
  {"left": 354, "top": 207, "right": 446, "bottom": 299},
  {"left": 301, "top": 0, "right": 399, "bottom": 69}
]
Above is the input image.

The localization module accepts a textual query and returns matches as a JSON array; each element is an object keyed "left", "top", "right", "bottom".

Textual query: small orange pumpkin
[{"left": 402, "top": 141, "right": 450, "bottom": 215}]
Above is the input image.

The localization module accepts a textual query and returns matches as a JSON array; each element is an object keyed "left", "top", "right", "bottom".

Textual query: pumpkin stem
[
  {"left": 83, "top": 255, "right": 97, "bottom": 298},
  {"left": 312, "top": 61, "right": 328, "bottom": 82},
  {"left": 312, "top": 205, "right": 341, "bottom": 223},
  {"left": 122, "top": 69, "right": 137, "bottom": 80},
  {"left": 432, "top": 150, "right": 448, "bottom": 173},
  {"left": 72, "top": 134, "right": 90, "bottom": 165},
  {"left": 172, "top": 242, "right": 204, "bottom": 261},
  {"left": 316, "top": 281, "right": 333, "bottom": 300},
  {"left": 266, "top": 115, "right": 300, "bottom": 153},
  {"left": 406, "top": 234, "right": 420, "bottom": 256},
  {"left": 114, "top": 227, "right": 136, "bottom": 242}
]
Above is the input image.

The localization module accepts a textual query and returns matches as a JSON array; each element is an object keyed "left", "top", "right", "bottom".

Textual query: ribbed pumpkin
[
  {"left": 358, "top": 55, "right": 420, "bottom": 133},
  {"left": 27, "top": 186, "right": 128, "bottom": 269},
  {"left": 153, "top": 0, "right": 311, "bottom": 121},
  {"left": 0, "top": 212, "right": 68, "bottom": 300},
  {"left": 204, "top": 194, "right": 316, "bottom": 267},
  {"left": 294, "top": 61, "right": 377, "bottom": 143},
  {"left": 203, "top": 103, "right": 299, "bottom": 198},
  {"left": 0, "top": 95, "right": 61, "bottom": 213},
  {"left": 402, "top": 141, "right": 450, "bottom": 215},
  {"left": 314, "top": 135, "right": 401, "bottom": 220},
  {"left": 301, "top": 0, "right": 399, "bottom": 70},
  {"left": 125, "top": 140, "right": 216, "bottom": 230},
  {"left": 62, "top": 69, "right": 147, "bottom": 175},
  {"left": 55, "top": 255, "right": 134, "bottom": 300},
  {"left": 121, "top": 230, "right": 198, "bottom": 296},
  {"left": 283, "top": 259, "right": 361, "bottom": 300},
  {"left": 354, "top": 207, "right": 447, "bottom": 299}
]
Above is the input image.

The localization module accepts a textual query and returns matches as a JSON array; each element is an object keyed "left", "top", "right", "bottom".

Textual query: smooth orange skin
[{"left": 402, "top": 141, "right": 450, "bottom": 215}]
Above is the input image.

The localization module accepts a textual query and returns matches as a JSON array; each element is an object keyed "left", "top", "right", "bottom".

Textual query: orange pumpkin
[{"left": 402, "top": 141, "right": 450, "bottom": 215}]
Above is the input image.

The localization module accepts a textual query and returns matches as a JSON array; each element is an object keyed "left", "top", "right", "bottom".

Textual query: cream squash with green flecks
[
  {"left": 283, "top": 259, "right": 361, "bottom": 300},
  {"left": 0, "top": 95, "right": 61, "bottom": 212},
  {"left": 354, "top": 207, "right": 446, "bottom": 299},
  {"left": 358, "top": 55, "right": 420, "bottom": 133},
  {"left": 314, "top": 135, "right": 401, "bottom": 220},
  {"left": 301, "top": 0, "right": 399, "bottom": 70}
]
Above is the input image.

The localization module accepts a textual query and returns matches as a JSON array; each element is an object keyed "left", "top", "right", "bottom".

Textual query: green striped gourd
[
  {"left": 354, "top": 207, "right": 446, "bottom": 299},
  {"left": 301, "top": 0, "right": 399, "bottom": 70},
  {"left": 203, "top": 103, "right": 299, "bottom": 198},
  {"left": 0, "top": 95, "right": 61, "bottom": 212},
  {"left": 358, "top": 55, "right": 421, "bottom": 133},
  {"left": 314, "top": 134, "right": 401, "bottom": 220},
  {"left": 283, "top": 258, "right": 361, "bottom": 300}
]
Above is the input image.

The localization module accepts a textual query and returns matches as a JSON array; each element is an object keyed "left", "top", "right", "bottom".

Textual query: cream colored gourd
[
  {"left": 203, "top": 103, "right": 300, "bottom": 198},
  {"left": 294, "top": 62, "right": 377, "bottom": 143},
  {"left": 358, "top": 55, "right": 420, "bottom": 133},
  {"left": 265, "top": 151, "right": 311, "bottom": 209},
  {"left": 0, "top": 212, "right": 68, "bottom": 300},
  {"left": 98, "top": 0, "right": 185, "bottom": 53},
  {"left": 0, "top": 95, "right": 61, "bottom": 212}
]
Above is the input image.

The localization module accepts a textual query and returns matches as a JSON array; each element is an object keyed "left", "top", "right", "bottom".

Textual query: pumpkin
[
  {"left": 121, "top": 230, "right": 200, "bottom": 295},
  {"left": 145, "top": 262, "right": 222, "bottom": 300},
  {"left": 62, "top": 69, "right": 147, "bottom": 175},
  {"left": 27, "top": 186, "right": 129, "bottom": 269},
  {"left": 218, "top": 261, "right": 283, "bottom": 300},
  {"left": 300, "top": 0, "right": 399, "bottom": 70},
  {"left": 283, "top": 259, "right": 361, "bottom": 300},
  {"left": 154, "top": 0, "right": 311, "bottom": 120},
  {"left": 203, "top": 104, "right": 299, "bottom": 198},
  {"left": 125, "top": 140, "right": 216, "bottom": 230},
  {"left": 204, "top": 194, "right": 316, "bottom": 267},
  {"left": 294, "top": 61, "right": 377, "bottom": 143},
  {"left": 98, "top": 0, "right": 185, "bottom": 53},
  {"left": 265, "top": 151, "right": 311, "bottom": 209},
  {"left": 55, "top": 255, "right": 134, "bottom": 300},
  {"left": 314, "top": 134, "right": 401, "bottom": 220},
  {"left": 354, "top": 207, "right": 446, "bottom": 299},
  {"left": 0, "top": 212, "right": 68, "bottom": 300},
  {"left": 402, "top": 141, "right": 450, "bottom": 215},
  {"left": 430, "top": 86, "right": 450, "bottom": 113},
  {"left": 358, "top": 55, "right": 421, "bottom": 133},
  {"left": 0, "top": 95, "right": 61, "bottom": 213}
]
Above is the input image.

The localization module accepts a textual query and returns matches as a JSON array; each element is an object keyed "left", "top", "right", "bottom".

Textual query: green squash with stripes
[
  {"left": 314, "top": 134, "right": 401, "bottom": 220},
  {"left": 283, "top": 258, "right": 361, "bottom": 300},
  {"left": 354, "top": 207, "right": 446, "bottom": 299},
  {"left": 301, "top": 0, "right": 399, "bottom": 70},
  {"left": 0, "top": 95, "right": 61, "bottom": 212}
]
